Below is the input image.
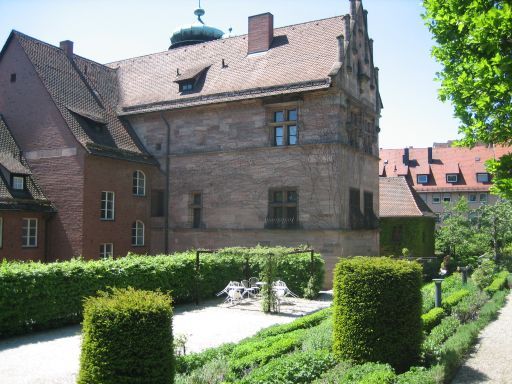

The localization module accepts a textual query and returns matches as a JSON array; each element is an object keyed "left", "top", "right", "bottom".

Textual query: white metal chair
[
  {"left": 226, "top": 285, "right": 243, "bottom": 305},
  {"left": 216, "top": 281, "right": 241, "bottom": 297},
  {"left": 241, "top": 279, "right": 257, "bottom": 298},
  {"left": 249, "top": 277, "right": 260, "bottom": 294},
  {"left": 272, "top": 280, "right": 298, "bottom": 298}
]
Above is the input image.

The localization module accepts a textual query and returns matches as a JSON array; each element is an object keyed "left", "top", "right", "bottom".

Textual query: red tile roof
[
  {"left": 379, "top": 146, "right": 511, "bottom": 192},
  {"left": 379, "top": 176, "right": 434, "bottom": 217}
]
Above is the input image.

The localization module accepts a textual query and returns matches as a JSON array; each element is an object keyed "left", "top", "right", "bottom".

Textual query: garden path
[
  {"left": 0, "top": 293, "right": 331, "bottom": 384},
  {"left": 452, "top": 292, "right": 512, "bottom": 384}
]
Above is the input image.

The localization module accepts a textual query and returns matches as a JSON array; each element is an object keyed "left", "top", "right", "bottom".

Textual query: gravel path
[
  {"left": 0, "top": 293, "right": 331, "bottom": 384},
  {"left": 452, "top": 293, "right": 512, "bottom": 384}
]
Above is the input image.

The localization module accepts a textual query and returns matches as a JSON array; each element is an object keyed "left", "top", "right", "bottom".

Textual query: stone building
[
  {"left": 379, "top": 144, "right": 510, "bottom": 223},
  {"left": 0, "top": 0, "right": 381, "bottom": 280}
]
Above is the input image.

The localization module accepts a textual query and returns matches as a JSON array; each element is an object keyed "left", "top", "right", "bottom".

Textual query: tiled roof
[
  {"left": 108, "top": 16, "right": 345, "bottom": 115},
  {"left": 11, "top": 31, "right": 152, "bottom": 161},
  {"left": 0, "top": 115, "right": 54, "bottom": 210},
  {"left": 379, "top": 146, "right": 512, "bottom": 192},
  {"left": 379, "top": 176, "right": 434, "bottom": 218}
]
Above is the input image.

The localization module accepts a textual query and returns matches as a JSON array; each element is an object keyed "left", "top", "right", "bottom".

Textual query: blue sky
[{"left": 0, "top": 0, "right": 462, "bottom": 149}]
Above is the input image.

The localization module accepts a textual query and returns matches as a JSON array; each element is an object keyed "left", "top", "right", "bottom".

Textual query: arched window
[
  {"left": 132, "top": 220, "right": 144, "bottom": 246},
  {"left": 132, "top": 170, "right": 146, "bottom": 196}
]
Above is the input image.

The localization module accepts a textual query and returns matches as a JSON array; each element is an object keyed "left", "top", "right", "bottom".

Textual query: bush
[
  {"left": 0, "top": 246, "right": 324, "bottom": 337},
  {"left": 451, "top": 290, "right": 488, "bottom": 323},
  {"left": 333, "top": 257, "right": 423, "bottom": 372},
  {"left": 301, "top": 317, "right": 333, "bottom": 352},
  {"left": 421, "top": 273, "right": 466, "bottom": 313},
  {"left": 240, "top": 350, "right": 335, "bottom": 383},
  {"left": 176, "top": 343, "right": 236, "bottom": 375},
  {"left": 77, "top": 287, "right": 174, "bottom": 384},
  {"left": 471, "top": 258, "right": 496, "bottom": 289},
  {"left": 442, "top": 289, "right": 470, "bottom": 310},
  {"left": 484, "top": 270, "right": 510, "bottom": 295},
  {"left": 395, "top": 366, "right": 439, "bottom": 384},
  {"left": 422, "top": 307, "right": 445, "bottom": 333},
  {"left": 315, "top": 362, "right": 395, "bottom": 384},
  {"left": 175, "top": 358, "right": 229, "bottom": 384},
  {"left": 256, "top": 307, "right": 331, "bottom": 338},
  {"left": 422, "top": 316, "right": 461, "bottom": 364}
]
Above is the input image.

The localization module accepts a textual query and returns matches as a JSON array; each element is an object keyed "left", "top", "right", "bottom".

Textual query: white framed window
[
  {"left": 132, "top": 170, "right": 146, "bottom": 196},
  {"left": 477, "top": 173, "right": 490, "bottom": 183},
  {"left": 480, "top": 193, "right": 488, "bottom": 203},
  {"left": 0, "top": 217, "right": 3, "bottom": 248},
  {"left": 432, "top": 194, "right": 441, "bottom": 204},
  {"left": 12, "top": 175, "right": 24, "bottom": 190},
  {"left": 469, "top": 193, "right": 477, "bottom": 202},
  {"left": 443, "top": 193, "right": 452, "bottom": 203},
  {"left": 22, "top": 218, "right": 37, "bottom": 247},
  {"left": 446, "top": 174, "right": 458, "bottom": 183},
  {"left": 100, "top": 243, "right": 113, "bottom": 258},
  {"left": 417, "top": 174, "right": 428, "bottom": 184},
  {"left": 131, "top": 220, "right": 145, "bottom": 246},
  {"left": 101, "top": 191, "right": 115, "bottom": 220}
]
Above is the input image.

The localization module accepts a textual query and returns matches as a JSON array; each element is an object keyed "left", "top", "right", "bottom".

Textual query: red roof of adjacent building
[
  {"left": 379, "top": 145, "right": 511, "bottom": 192},
  {"left": 379, "top": 177, "right": 434, "bottom": 217}
]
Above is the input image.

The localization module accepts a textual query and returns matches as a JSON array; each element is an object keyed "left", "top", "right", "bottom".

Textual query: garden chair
[
  {"left": 241, "top": 279, "right": 257, "bottom": 298},
  {"left": 226, "top": 286, "right": 243, "bottom": 305},
  {"left": 216, "top": 281, "right": 241, "bottom": 297},
  {"left": 272, "top": 280, "right": 298, "bottom": 298},
  {"left": 248, "top": 277, "right": 260, "bottom": 294}
]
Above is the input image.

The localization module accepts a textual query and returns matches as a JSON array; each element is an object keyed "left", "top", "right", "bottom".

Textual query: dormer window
[
  {"left": 180, "top": 81, "right": 194, "bottom": 92},
  {"left": 12, "top": 175, "right": 25, "bottom": 190},
  {"left": 476, "top": 173, "right": 490, "bottom": 183},
  {"left": 446, "top": 174, "right": 458, "bottom": 183},
  {"left": 175, "top": 64, "right": 211, "bottom": 93},
  {"left": 417, "top": 174, "right": 428, "bottom": 184}
]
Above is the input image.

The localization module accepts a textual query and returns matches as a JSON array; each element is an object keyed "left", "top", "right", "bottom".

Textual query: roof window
[
  {"left": 417, "top": 174, "right": 428, "bottom": 184},
  {"left": 476, "top": 173, "right": 490, "bottom": 183},
  {"left": 446, "top": 174, "right": 458, "bottom": 183}
]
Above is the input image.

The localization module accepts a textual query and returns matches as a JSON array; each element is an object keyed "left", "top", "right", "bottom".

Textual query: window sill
[
  {"left": 133, "top": 194, "right": 146, "bottom": 198},
  {"left": 22, "top": 246, "right": 38, "bottom": 249},
  {"left": 131, "top": 244, "right": 145, "bottom": 247},
  {"left": 100, "top": 218, "right": 115, "bottom": 221}
]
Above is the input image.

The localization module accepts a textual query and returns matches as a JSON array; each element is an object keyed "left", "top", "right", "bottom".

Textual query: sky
[{"left": 0, "top": 0, "right": 463, "bottom": 149}]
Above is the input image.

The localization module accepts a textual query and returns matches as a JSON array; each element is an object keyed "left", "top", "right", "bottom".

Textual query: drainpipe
[{"left": 160, "top": 113, "right": 171, "bottom": 254}]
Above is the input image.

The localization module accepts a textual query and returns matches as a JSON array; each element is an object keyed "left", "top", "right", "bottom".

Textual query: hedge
[
  {"left": 485, "top": 271, "right": 510, "bottom": 295},
  {"left": 0, "top": 247, "right": 324, "bottom": 337},
  {"left": 422, "top": 307, "right": 445, "bottom": 333},
  {"left": 333, "top": 257, "right": 423, "bottom": 372},
  {"left": 77, "top": 288, "right": 174, "bottom": 384},
  {"left": 442, "top": 289, "right": 470, "bottom": 310}
]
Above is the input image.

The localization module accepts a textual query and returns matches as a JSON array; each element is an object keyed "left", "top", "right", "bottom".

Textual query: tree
[
  {"left": 476, "top": 199, "right": 512, "bottom": 261},
  {"left": 422, "top": 0, "right": 512, "bottom": 199}
]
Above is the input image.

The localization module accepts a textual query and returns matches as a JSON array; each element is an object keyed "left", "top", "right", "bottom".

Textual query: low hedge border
[
  {"left": 442, "top": 289, "right": 470, "bottom": 310},
  {"left": 422, "top": 307, "right": 445, "bottom": 333},
  {"left": 485, "top": 271, "right": 510, "bottom": 296},
  {"left": 0, "top": 247, "right": 324, "bottom": 338}
]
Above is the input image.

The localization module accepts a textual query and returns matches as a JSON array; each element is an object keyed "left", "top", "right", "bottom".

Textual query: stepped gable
[
  {"left": 108, "top": 16, "right": 346, "bottom": 115},
  {"left": 379, "top": 176, "right": 434, "bottom": 217},
  {"left": 9, "top": 31, "right": 152, "bottom": 163},
  {"left": 0, "top": 115, "right": 54, "bottom": 211}
]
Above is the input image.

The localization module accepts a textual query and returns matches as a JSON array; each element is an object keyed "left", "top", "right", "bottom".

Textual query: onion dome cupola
[{"left": 169, "top": 2, "right": 224, "bottom": 49}]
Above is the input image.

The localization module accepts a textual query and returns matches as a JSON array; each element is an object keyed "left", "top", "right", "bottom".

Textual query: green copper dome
[{"left": 169, "top": 7, "right": 224, "bottom": 49}]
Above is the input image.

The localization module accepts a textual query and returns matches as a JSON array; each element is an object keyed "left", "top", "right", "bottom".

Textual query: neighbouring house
[
  {"left": 0, "top": 0, "right": 381, "bottom": 283},
  {"left": 0, "top": 115, "right": 55, "bottom": 261},
  {"left": 379, "top": 143, "right": 511, "bottom": 223},
  {"left": 379, "top": 176, "right": 435, "bottom": 257}
]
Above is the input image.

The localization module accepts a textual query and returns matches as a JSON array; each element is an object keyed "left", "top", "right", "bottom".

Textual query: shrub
[
  {"left": 256, "top": 307, "right": 331, "bottom": 338},
  {"left": 395, "top": 366, "right": 439, "bottom": 384},
  {"left": 176, "top": 343, "right": 236, "bottom": 375},
  {"left": 422, "top": 307, "right": 445, "bottom": 333},
  {"left": 77, "top": 287, "right": 174, "bottom": 384},
  {"left": 333, "top": 257, "right": 423, "bottom": 372},
  {"left": 451, "top": 290, "right": 488, "bottom": 323},
  {"left": 175, "top": 358, "right": 229, "bottom": 384},
  {"left": 240, "top": 350, "right": 335, "bottom": 383},
  {"left": 315, "top": 362, "right": 395, "bottom": 384},
  {"left": 422, "top": 316, "right": 461, "bottom": 364},
  {"left": 0, "top": 246, "right": 324, "bottom": 337},
  {"left": 471, "top": 258, "right": 496, "bottom": 289},
  {"left": 484, "top": 270, "right": 510, "bottom": 295},
  {"left": 301, "top": 317, "right": 333, "bottom": 352},
  {"left": 421, "top": 273, "right": 466, "bottom": 314},
  {"left": 442, "top": 289, "right": 470, "bottom": 310}
]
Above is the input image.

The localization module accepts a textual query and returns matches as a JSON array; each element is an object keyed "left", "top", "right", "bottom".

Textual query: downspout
[{"left": 160, "top": 113, "right": 171, "bottom": 254}]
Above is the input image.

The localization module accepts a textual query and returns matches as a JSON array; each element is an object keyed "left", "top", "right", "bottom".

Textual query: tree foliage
[{"left": 423, "top": 0, "right": 512, "bottom": 198}]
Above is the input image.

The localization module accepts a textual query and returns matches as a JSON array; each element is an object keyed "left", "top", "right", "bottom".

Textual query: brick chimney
[
  {"left": 60, "top": 40, "right": 74, "bottom": 58},
  {"left": 403, "top": 148, "right": 410, "bottom": 165},
  {"left": 248, "top": 13, "right": 274, "bottom": 54}
]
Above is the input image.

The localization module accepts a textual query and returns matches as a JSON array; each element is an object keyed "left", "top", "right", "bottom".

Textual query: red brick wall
[
  {"left": 0, "top": 211, "right": 48, "bottom": 261},
  {"left": 82, "top": 155, "right": 155, "bottom": 259},
  {"left": 0, "top": 37, "right": 86, "bottom": 261},
  {"left": 248, "top": 13, "right": 274, "bottom": 54}
]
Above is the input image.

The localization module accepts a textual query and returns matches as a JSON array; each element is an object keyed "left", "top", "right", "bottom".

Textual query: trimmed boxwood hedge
[
  {"left": 0, "top": 246, "right": 324, "bottom": 337},
  {"left": 422, "top": 307, "right": 445, "bottom": 333},
  {"left": 442, "top": 289, "right": 470, "bottom": 310},
  {"left": 77, "top": 287, "right": 174, "bottom": 384},
  {"left": 485, "top": 271, "right": 510, "bottom": 295},
  {"left": 333, "top": 257, "right": 423, "bottom": 372}
]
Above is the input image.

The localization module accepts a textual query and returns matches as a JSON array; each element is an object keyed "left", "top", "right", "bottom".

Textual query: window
[
  {"left": 22, "top": 218, "right": 37, "bottom": 247},
  {"left": 446, "top": 174, "right": 458, "bottom": 183},
  {"left": 12, "top": 175, "right": 24, "bottom": 190},
  {"left": 190, "top": 192, "right": 202, "bottom": 229},
  {"left": 151, "top": 189, "right": 165, "bottom": 217},
  {"left": 432, "top": 194, "right": 441, "bottom": 204},
  {"left": 266, "top": 189, "right": 298, "bottom": 229},
  {"left": 101, "top": 191, "right": 115, "bottom": 220},
  {"left": 132, "top": 170, "right": 146, "bottom": 196},
  {"left": 417, "top": 174, "right": 428, "bottom": 184},
  {"left": 10, "top": 73, "right": 16, "bottom": 83},
  {"left": 0, "top": 217, "right": 2, "bottom": 248},
  {"left": 131, "top": 221, "right": 145, "bottom": 246},
  {"left": 271, "top": 108, "right": 298, "bottom": 146},
  {"left": 100, "top": 243, "right": 113, "bottom": 259},
  {"left": 477, "top": 173, "right": 490, "bottom": 183},
  {"left": 363, "top": 191, "right": 377, "bottom": 229},
  {"left": 180, "top": 81, "right": 194, "bottom": 92},
  {"left": 480, "top": 193, "right": 488, "bottom": 203},
  {"left": 349, "top": 188, "right": 364, "bottom": 229},
  {"left": 443, "top": 193, "right": 451, "bottom": 203},
  {"left": 469, "top": 193, "right": 477, "bottom": 202}
]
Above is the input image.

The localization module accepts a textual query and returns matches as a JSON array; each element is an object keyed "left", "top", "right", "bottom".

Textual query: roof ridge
[{"left": 106, "top": 14, "right": 344, "bottom": 66}]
